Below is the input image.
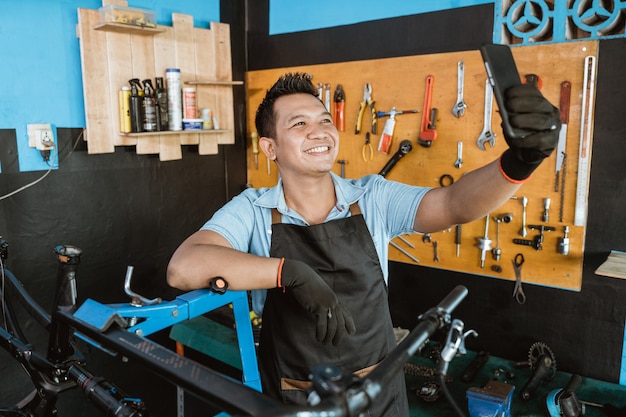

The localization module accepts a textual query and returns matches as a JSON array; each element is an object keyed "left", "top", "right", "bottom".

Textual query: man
[{"left": 167, "top": 72, "right": 559, "bottom": 416}]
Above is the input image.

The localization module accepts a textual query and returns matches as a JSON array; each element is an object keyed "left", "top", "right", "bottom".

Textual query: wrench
[
  {"left": 452, "top": 60, "right": 467, "bottom": 118},
  {"left": 476, "top": 79, "right": 496, "bottom": 150},
  {"left": 418, "top": 75, "right": 437, "bottom": 147},
  {"left": 454, "top": 141, "right": 463, "bottom": 168}
]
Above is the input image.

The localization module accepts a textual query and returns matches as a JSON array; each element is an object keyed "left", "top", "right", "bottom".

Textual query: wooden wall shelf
[
  {"left": 77, "top": 1, "right": 236, "bottom": 161},
  {"left": 121, "top": 129, "right": 230, "bottom": 138},
  {"left": 92, "top": 22, "right": 165, "bottom": 35},
  {"left": 186, "top": 80, "right": 244, "bottom": 86}
]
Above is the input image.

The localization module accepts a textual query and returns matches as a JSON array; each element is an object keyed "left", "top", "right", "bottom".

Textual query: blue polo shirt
[{"left": 201, "top": 172, "right": 430, "bottom": 314}]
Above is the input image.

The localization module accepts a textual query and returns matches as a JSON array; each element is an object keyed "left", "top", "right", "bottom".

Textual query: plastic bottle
[
  {"left": 129, "top": 84, "right": 143, "bottom": 133},
  {"left": 154, "top": 77, "right": 169, "bottom": 131},
  {"left": 201, "top": 108, "right": 213, "bottom": 130},
  {"left": 166, "top": 68, "right": 182, "bottom": 131},
  {"left": 142, "top": 79, "right": 157, "bottom": 132},
  {"left": 118, "top": 86, "right": 131, "bottom": 133}
]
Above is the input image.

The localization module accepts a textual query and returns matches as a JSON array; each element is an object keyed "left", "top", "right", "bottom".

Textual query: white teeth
[{"left": 305, "top": 146, "right": 329, "bottom": 153}]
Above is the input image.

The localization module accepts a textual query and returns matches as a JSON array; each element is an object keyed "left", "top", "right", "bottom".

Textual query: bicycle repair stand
[{"left": 72, "top": 266, "right": 261, "bottom": 416}]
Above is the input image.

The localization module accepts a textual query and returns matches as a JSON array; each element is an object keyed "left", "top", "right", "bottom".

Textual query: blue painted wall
[
  {"left": 269, "top": 0, "right": 491, "bottom": 34},
  {"left": 0, "top": 0, "right": 220, "bottom": 172}
]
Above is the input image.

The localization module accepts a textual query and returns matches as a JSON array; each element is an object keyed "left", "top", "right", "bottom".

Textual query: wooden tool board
[{"left": 245, "top": 41, "right": 598, "bottom": 291}]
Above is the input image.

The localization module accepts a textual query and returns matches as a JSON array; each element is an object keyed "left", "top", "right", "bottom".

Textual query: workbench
[
  {"left": 405, "top": 346, "right": 626, "bottom": 417},
  {"left": 171, "top": 314, "right": 626, "bottom": 416}
]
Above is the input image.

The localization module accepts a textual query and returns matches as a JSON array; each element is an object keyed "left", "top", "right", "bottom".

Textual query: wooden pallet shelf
[{"left": 77, "top": 1, "right": 236, "bottom": 161}]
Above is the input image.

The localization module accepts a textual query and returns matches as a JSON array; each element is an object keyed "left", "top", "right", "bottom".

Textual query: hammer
[{"left": 337, "top": 160, "right": 348, "bottom": 178}]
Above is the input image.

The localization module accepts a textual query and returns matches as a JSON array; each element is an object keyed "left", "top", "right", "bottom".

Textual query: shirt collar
[{"left": 253, "top": 172, "right": 366, "bottom": 215}]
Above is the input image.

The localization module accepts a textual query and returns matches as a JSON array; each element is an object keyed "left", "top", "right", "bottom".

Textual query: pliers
[
  {"left": 362, "top": 132, "right": 374, "bottom": 162},
  {"left": 355, "top": 83, "right": 377, "bottom": 135},
  {"left": 334, "top": 84, "right": 345, "bottom": 131}
]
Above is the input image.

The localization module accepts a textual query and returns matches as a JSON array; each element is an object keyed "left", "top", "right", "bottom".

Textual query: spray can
[
  {"left": 142, "top": 79, "right": 157, "bottom": 132},
  {"left": 166, "top": 68, "right": 182, "bottom": 131},
  {"left": 154, "top": 77, "right": 168, "bottom": 131},
  {"left": 182, "top": 87, "right": 197, "bottom": 119},
  {"left": 118, "top": 86, "right": 131, "bottom": 133},
  {"left": 129, "top": 84, "right": 143, "bottom": 133}
]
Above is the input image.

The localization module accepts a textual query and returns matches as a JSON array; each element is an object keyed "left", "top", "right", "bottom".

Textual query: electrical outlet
[{"left": 27, "top": 123, "right": 55, "bottom": 151}]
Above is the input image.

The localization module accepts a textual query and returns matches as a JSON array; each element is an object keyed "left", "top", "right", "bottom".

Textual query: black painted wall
[
  {"left": 246, "top": 2, "right": 626, "bottom": 383},
  {"left": 0, "top": 2, "right": 248, "bottom": 415}
]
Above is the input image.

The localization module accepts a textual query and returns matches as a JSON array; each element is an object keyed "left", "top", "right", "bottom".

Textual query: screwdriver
[
  {"left": 455, "top": 224, "right": 462, "bottom": 257},
  {"left": 251, "top": 131, "right": 259, "bottom": 170}
]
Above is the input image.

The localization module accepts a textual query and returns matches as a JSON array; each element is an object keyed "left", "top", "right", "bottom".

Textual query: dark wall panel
[
  {"left": 246, "top": 1, "right": 626, "bottom": 383},
  {"left": 248, "top": 4, "right": 494, "bottom": 69}
]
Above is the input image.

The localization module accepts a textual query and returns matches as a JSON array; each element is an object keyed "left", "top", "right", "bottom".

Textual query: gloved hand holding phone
[{"left": 499, "top": 83, "right": 561, "bottom": 181}]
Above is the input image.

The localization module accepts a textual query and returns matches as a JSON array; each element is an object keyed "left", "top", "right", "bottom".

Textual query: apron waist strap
[{"left": 280, "top": 362, "right": 378, "bottom": 391}]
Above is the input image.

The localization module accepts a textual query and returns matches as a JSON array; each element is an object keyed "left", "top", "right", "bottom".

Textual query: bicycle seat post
[{"left": 47, "top": 244, "right": 83, "bottom": 363}]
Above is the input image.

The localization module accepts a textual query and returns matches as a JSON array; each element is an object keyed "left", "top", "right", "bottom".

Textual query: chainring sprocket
[{"left": 528, "top": 341, "right": 557, "bottom": 379}]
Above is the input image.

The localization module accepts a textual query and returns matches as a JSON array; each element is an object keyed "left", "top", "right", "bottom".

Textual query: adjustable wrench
[
  {"left": 476, "top": 79, "right": 496, "bottom": 150},
  {"left": 452, "top": 61, "right": 467, "bottom": 118}
]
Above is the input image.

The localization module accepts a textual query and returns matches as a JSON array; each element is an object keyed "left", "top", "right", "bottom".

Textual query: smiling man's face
[{"left": 268, "top": 93, "right": 339, "bottom": 178}]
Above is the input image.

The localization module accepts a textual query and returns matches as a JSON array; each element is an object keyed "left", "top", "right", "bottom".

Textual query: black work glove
[
  {"left": 500, "top": 83, "right": 561, "bottom": 181},
  {"left": 279, "top": 258, "right": 356, "bottom": 345}
]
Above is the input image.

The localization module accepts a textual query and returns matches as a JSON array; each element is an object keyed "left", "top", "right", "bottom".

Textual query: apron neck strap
[{"left": 271, "top": 203, "right": 361, "bottom": 224}]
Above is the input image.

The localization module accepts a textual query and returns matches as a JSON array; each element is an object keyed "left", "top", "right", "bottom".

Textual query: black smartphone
[{"left": 480, "top": 43, "right": 529, "bottom": 140}]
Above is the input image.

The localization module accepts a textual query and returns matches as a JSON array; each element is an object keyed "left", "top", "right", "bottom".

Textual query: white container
[
  {"left": 166, "top": 68, "right": 182, "bottom": 131},
  {"left": 183, "top": 118, "right": 203, "bottom": 130}
]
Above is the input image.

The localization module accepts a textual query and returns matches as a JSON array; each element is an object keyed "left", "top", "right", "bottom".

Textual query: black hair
[{"left": 254, "top": 72, "right": 319, "bottom": 139}]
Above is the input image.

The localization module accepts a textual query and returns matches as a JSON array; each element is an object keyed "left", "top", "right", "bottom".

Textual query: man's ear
[{"left": 259, "top": 136, "right": 276, "bottom": 161}]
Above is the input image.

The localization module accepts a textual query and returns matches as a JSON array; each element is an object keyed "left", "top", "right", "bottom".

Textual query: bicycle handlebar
[{"left": 59, "top": 285, "right": 469, "bottom": 417}]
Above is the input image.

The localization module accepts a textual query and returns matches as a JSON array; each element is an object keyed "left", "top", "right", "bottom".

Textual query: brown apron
[{"left": 258, "top": 204, "right": 409, "bottom": 417}]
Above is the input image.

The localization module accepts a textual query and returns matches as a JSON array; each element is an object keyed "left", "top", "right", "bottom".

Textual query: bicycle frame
[{"left": 1, "top": 241, "right": 470, "bottom": 417}]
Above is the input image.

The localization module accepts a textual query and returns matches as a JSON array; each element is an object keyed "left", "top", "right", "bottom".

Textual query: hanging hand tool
[
  {"left": 455, "top": 225, "right": 462, "bottom": 257},
  {"left": 477, "top": 79, "right": 496, "bottom": 150},
  {"left": 337, "top": 159, "right": 348, "bottom": 178},
  {"left": 251, "top": 132, "right": 259, "bottom": 170},
  {"left": 491, "top": 213, "right": 513, "bottom": 262},
  {"left": 378, "top": 140, "right": 413, "bottom": 178},
  {"left": 513, "top": 225, "right": 556, "bottom": 251},
  {"left": 512, "top": 253, "right": 526, "bottom": 304},
  {"left": 418, "top": 75, "right": 438, "bottom": 147},
  {"left": 376, "top": 107, "right": 419, "bottom": 154},
  {"left": 317, "top": 82, "right": 323, "bottom": 101},
  {"left": 454, "top": 141, "right": 463, "bottom": 168},
  {"left": 574, "top": 56, "right": 596, "bottom": 227},
  {"left": 355, "top": 83, "right": 377, "bottom": 134},
  {"left": 542, "top": 198, "right": 551, "bottom": 222},
  {"left": 555, "top": 81, "right": 571, "bottom": 192},
  {"left": 519, "top": 196, "right": 528, "bottom": 237},
  {"left": 333, "top": 84, "right": 345, "bottom": 131},
  {"left": 476, "top": 214, "right": 492, "bottom": 268},
  {"left": 361, "top": 132, "right": 374, "bottom": 162},
  {"left": 324, "top": 83, "right": 331, "bottom": 112},
  {"left": 452, "top": 60, "right": 468, "bottom": 117},
  {"left": 557, "top": 226, "right": 570, "bottom": 255},
  {"left": 390, "top": 240, "right": 420, "bottom": 264}
]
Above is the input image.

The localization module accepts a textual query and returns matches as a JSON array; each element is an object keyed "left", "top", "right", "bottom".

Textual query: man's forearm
[
  {"left": 449, "top": 159, "right": 521, "bottom": 222},
  {"left": 415, "top": 159, "right": 522, "bottom": 233},
  {"left": 167, "top": 235, "right": 280, "bottom": 291}
]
